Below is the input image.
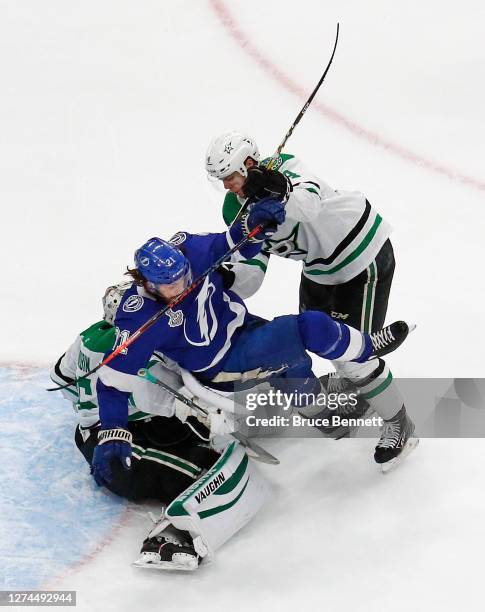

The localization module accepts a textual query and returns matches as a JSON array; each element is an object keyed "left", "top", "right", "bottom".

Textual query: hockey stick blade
[{"left": 232, "top": 432, "right": 280, "bottom": 465}]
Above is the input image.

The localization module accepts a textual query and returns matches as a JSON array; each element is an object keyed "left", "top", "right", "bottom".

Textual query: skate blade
[
  {"left": 380, "top": 437, "right": 419, "bottom": 473},
  {"left": 132, "top": 558, "right": 198, "bottom": 572},
  {"left": 408, "top": 323, "right": 417, "bottom": 334}
]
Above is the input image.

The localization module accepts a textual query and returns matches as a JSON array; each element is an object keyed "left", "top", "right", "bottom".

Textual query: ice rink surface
[{"left": 1, "top": 1, "right": 484, "bottom": 610}]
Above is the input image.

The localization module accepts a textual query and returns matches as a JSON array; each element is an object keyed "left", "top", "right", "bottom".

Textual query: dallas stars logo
[
  {"left": 264, "top": 223, "right": 307, "bottom": 258},
  {"left": 224, "top": 143, "right": 234, "bottom": 154}
]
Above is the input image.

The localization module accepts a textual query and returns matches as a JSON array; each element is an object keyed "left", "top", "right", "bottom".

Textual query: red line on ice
[
  {"left": 210, "top": 0, "right": 485, "bottom": 193},
  {"left": 42, "top": 504, "right": 134, "bottom": 590}
]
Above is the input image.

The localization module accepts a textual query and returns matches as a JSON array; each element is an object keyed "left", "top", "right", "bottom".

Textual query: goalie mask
[{"left": 102, "top": 282, "right": 132, "bottom": 325}]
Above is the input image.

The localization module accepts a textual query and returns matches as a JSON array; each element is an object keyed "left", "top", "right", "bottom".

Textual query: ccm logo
[{"left": 331, "top": 311, "right": 349, "bottom": 320}]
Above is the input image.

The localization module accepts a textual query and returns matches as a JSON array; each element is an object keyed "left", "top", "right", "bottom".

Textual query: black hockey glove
[
  {"left": 218, "top": 263, "right": 236, "bottom": 290},
  {"left": 242, "top": 166, "right": 292, "bottom": 202}
]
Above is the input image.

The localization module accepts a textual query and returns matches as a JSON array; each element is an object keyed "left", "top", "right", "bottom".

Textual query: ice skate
[
  {"left": 369, "top": 321, "right": 414, "bottom": 359},
  {"left": 299, "top": 373, "right": 372, "bottom": 438},
  {"left": 133, "top": 528, "right": 200, "bottom": 571},
  {"left": 374, "top": 406, "right": 419, "bottom": 473}
]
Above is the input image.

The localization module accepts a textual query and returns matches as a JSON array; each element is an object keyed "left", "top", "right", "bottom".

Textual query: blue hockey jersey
[{"left": 97, "top": 230, "right": 248, "bottom": 427}]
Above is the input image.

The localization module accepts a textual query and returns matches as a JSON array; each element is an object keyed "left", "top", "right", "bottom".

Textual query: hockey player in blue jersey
[{"left": 92, "top": 198, "right": 412, "bottom": 490}]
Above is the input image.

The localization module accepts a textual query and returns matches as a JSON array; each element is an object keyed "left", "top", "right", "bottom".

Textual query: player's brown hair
[{"left": 125, "top": 267, "right": 145, "bottom": 286}]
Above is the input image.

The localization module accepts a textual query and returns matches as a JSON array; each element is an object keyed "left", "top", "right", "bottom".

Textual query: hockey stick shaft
[
  {"left": 50, "top": 28, "right": 340, "bottom": 392},
  {"left": 47, "top": 224, "right": 264, "bottom": 392},
  {"left": 231, "top": 22, "right": 340, "bottom": 227},
  {"left": 144, "top": 369, "right": 279, "bottom": 465},
  {"left": 269, "top": 22, "right": 339, "bottom": 165}
]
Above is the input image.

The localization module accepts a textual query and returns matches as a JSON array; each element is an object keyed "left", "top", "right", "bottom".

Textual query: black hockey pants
[
  {"left": 299, "top": 239, "right": 395, "bottom": 333},
  {"left": 75, "top": 415, "right": 219, "bottom": 503}
]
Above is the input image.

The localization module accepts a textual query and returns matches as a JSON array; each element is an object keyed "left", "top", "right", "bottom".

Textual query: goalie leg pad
[{"left": 165, "top": 441, "right": 269, "bottom": 561}]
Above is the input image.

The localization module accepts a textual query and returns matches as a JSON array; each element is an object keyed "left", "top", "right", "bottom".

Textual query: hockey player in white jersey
[{"left": 206, "top": 131, "right": 417, "bottom": 469}]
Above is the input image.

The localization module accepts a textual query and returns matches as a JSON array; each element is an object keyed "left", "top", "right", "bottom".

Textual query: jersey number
[
  {"left": 76, "top": 377, "right": 96, "bottom": 410},
  {"left": 115, "top": 328, "right": 130, "bottom": 355}
]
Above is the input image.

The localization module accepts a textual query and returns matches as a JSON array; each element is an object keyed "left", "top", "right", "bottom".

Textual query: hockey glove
[
  {"left": 91, "top": 428, "right": 132, "bottom": 487},
  {"left": 242, "top": 197, "right": 286, "bottom": 241},
  {"left": 218, "top": 263, "right": 236, "bottom": 290},
  {"left": 228, "top": 197, "right": 285, "bottom": 259},
  {"left": 242, "top": 166, "right": 292, "bottom": 202}
]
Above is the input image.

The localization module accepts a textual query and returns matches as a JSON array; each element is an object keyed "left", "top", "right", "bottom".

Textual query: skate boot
[
  {"left": 134, "top": 527, "right": 200, "bottom": 571},
  {"left": 374, "top": 406, "right": 419, "bottom": 472},
  {"left": 299, "top": 373, "right": 372, "bottom": 439},
  {"left": 369, "top": 321, "right": 412, "bottom": 359}
]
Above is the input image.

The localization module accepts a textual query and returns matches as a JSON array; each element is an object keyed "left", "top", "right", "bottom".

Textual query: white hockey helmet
[{"left": 205, "top": 131, "right": 260, "bottom": 180}]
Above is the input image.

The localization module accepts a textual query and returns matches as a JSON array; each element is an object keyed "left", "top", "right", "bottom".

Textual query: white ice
[{"left": 1, "top": 0, "right": 485, "bottom": 610}]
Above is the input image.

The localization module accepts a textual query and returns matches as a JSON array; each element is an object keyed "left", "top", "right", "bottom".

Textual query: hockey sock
[
  {"left": 334, "top": 359, "right": 404, "bottom": 419},
  {"left": 297, "top": 311, "right": 372, "bottom": 362}
]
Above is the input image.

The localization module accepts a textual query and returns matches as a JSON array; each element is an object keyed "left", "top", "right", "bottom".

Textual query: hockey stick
[
  {"left": 230, "top": 22, "right": 340, "bottom": 227},
  {"left": 142, "top": 368, "right": 280, "bottom": 465},
  {"left": 47, "top": 224, "right": 265, "bottom": 392},
  {"left": 49, "top": 29, "right": 340, "bottom": 393},
  {"left": 268, "top": 22, "right": 340, "bottom": 167}
]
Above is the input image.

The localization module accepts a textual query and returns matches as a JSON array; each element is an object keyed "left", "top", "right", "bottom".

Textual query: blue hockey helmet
[{"left": 135, "top": 237, "right": 191, "bottom": 286}]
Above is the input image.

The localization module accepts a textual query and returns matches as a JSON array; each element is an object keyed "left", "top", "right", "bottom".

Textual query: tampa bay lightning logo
[
  {"left": 122, "top": 295, "right": 144, "bottom": 313},
  {"left": 169, "top": 232, "right": 187, "bottom": 247},
  {"left": 183, "top": 277, "right": 218, "bottom": 346}
]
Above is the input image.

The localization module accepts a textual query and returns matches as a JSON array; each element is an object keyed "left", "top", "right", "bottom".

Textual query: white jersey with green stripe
[
  {"left": 50, "top": 321, "right": 179, "bottom": 429},
  {"left": 223, "top": 153, "right": 392, "bottom": 294}
]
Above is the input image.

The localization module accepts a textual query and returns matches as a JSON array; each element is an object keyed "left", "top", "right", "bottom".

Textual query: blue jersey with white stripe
[{"left": 109, "top": 231, "right": 248, "bottom": 378}]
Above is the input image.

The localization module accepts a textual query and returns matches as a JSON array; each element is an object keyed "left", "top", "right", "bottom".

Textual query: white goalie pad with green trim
[{"left": 165, "top": 440, "right": 269, "bottom": 561}]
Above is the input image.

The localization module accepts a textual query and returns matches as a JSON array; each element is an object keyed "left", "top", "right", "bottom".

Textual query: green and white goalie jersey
[
  {"left": 50, "top": 321, "right": 180, "bottom": 429},
  {"left": 223, "top": 153, "right": 391, "bottom": 297}
]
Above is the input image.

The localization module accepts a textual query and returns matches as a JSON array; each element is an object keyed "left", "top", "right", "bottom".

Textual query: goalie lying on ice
[{"left": 50, "top": 318, "right": 269, "bottom": 570}]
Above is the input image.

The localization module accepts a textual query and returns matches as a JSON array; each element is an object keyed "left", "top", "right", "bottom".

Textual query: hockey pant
[
  {"left": 75, "top": 415, "right": 220, "bottom": 503},
  {"left": 299, "top": 238, "right": 403, "bottom": 420},
  {"left": 204, "top": 312, "right": 372, "bottom": 394}
]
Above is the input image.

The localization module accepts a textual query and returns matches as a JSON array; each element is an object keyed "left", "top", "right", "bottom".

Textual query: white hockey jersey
[
  {"left": 50, "top": 321, "right": 180, "bottom": 429},
  {"left": 222, "top": 154, "right": 392, "bottom": 297}
]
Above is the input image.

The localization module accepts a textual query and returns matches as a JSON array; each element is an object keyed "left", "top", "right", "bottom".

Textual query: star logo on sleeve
[{"left": 264, "top": 223, "right": 308, "bottom": 258}]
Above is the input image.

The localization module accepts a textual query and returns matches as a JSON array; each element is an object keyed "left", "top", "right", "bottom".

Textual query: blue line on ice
[{"left": 0, "top": 367, "right": 127, "bottom": 590}]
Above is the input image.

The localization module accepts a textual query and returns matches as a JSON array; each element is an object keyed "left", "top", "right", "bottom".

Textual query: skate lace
[
  {"left": 377, "top": 420, "right": 400, "bottom": 449},
  {"left": 370, "top": 327, "right": 395, "bottom": 351},
  {"left": 326, "top": 371, "right": 348, "bottom": 393}
]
